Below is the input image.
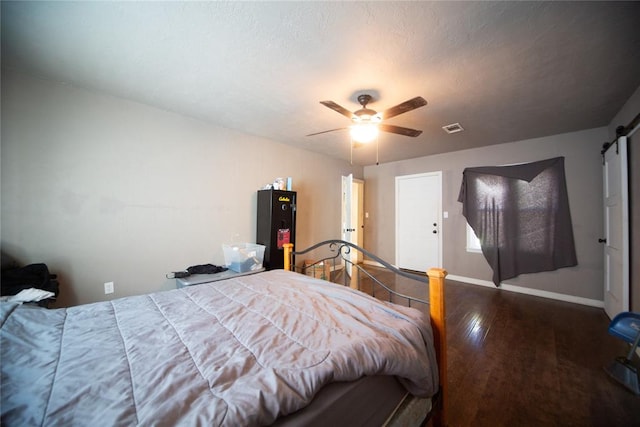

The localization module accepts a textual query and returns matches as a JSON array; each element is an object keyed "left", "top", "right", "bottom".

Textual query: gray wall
[
  {"left": 3, "top": 68, "right": 637, "bottom": 308},
  {"left": 609, "top": 85, "right": 640, "bottom": 312},
  {"left": 363, "top": 127, "right": 607, "bottom": 302},
  {"left": 1, "top": 70, "right": 363, "bottom": 307}
]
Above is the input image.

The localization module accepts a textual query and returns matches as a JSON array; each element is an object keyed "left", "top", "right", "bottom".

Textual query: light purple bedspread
[{"left": 1, "top": 269, "right": 438, "bottom": 426}]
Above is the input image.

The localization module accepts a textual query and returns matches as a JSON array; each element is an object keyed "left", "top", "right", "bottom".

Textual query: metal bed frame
[{"left": 283, "top": 240, "right": 447, "bottom": 427}]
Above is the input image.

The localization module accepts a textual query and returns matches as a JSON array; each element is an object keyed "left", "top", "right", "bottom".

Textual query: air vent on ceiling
[{"left": 442, "top": 123, "right": 464, "bottom": 134}]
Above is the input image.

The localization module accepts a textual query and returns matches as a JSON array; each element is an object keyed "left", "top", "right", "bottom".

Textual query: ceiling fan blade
[
  {"left": 381, "top": 96, "right": 427, "bottom": 120},
  {"left": 320, "top": 101, "right": 355, "bottom": 119},
  {"left": 379, "top": 124, "right": 423, "bottom": 137},
  {"left": 306, "top": 127, "right": 348, "bottom": 137}
]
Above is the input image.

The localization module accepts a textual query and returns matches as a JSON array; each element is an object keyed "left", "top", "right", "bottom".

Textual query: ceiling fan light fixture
[
  {"left": 312, "top": 94, "right": 427, "bottom": 156},
  {"left": 350, "top": 123, "right": 379, "bottom": 143}
]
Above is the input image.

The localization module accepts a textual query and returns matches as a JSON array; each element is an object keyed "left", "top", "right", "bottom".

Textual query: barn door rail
[{"left": 601, "top": 112, "right": 640, "bottom": 163}]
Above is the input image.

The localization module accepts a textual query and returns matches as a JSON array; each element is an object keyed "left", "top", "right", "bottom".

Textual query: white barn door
[{"left": 603, "top": 136, "right": 629, "bottom": 319}]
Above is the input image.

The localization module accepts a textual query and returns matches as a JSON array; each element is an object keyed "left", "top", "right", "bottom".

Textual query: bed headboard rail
[{"left": 289, "top": 240, "right": 429, "bottom": 304}]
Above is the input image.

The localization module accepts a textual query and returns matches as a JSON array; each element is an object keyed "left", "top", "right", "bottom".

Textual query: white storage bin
[{"left": 223, "top": 243, "right": 265, "bottom": 273}]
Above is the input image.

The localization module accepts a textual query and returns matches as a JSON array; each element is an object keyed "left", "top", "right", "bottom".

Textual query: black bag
[
  {"left": 167, "top": 263, "right": 227, "bottom": 279},
  {"left": 1, "top": 263, "right": 59, "bottom": 297},
  {"left": 186, "top": 264, "right": 227, "bottom": 275}
]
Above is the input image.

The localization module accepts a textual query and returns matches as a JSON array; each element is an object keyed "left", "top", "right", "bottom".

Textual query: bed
[{"left": 1, "top": 240, "right": 447, "bottom": 426}]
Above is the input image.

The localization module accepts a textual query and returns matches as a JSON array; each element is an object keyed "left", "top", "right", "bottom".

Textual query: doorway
[
  {"left": 395, "top": 172, "right": 442, "bottom": 272},
  {"left": 341, "top": 174, "right": 364, "bottom": 267}
]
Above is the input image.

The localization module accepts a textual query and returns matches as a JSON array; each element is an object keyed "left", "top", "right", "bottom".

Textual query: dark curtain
[{"left": 458, "top": 157, "right": 577, "bottom": 286}]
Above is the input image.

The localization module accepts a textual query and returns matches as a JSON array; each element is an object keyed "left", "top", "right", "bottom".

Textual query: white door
[
  {"left": 603, "top": 136, "right": 629, "bottom": 319},
  {"left": 342, "top": 175, "right": 364, "bottom": 268},
  {"left": 342, "top": 174, "right": 353, "bottom": 243},
  {"left": 396, "top": 172, "right": 442, "bottom": 271},
  {"left": 351, "top": 179, "right": 364, "bottom": 262}
]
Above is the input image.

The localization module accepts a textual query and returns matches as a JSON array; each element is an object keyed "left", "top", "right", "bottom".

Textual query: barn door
[{"left": 602, "top": 136, "right": 629, "bottom": 319}]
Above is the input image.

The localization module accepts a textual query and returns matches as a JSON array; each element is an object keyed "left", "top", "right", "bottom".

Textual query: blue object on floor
[
  {"left": 605, "top": 311, "right": 640, "bottom": 395},
  {"left": 609, "top": 312, "right": 640, "bottom": 343}
]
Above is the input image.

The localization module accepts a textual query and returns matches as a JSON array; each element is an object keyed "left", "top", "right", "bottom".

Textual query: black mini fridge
[{"left": 256, "top": 190, "right": 296, "bottom": 270}]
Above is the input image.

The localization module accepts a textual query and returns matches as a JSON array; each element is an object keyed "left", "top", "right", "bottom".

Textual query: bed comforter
[{"left": 1, "top": 269, "right": 438, "bottom": 426}]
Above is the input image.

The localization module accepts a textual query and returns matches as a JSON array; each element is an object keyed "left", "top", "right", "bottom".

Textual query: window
[{"left": 466, "top": 223, "right": 482, "bottom": 253}]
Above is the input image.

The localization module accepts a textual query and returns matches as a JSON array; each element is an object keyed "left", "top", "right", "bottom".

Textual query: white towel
[{"left": 6, "top": 288, "right": 55, "bottom": 303}]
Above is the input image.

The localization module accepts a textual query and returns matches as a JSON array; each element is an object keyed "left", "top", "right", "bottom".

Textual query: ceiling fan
[{"left": 307, "top": 94, "right": 427, "bottom": 143}]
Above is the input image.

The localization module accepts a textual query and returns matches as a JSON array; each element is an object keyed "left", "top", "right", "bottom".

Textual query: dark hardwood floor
[
  {"left": 347, "top": 267, "right": 640, "bottom": 426},
  {"left": 444, "top": 279, "right": 639, "bottom": 427}
]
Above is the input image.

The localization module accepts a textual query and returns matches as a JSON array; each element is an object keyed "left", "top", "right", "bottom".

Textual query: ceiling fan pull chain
[{"left": 376, "top": 135, "right": 379, "bottom": 166}]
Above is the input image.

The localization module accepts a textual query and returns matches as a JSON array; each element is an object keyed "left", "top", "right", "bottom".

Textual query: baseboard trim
[
  {"left": 363, "top": 260, "right": 386, "bottom": 269},
  {"left": 447, "top": 274, "right": 604, "bottom": 308}
]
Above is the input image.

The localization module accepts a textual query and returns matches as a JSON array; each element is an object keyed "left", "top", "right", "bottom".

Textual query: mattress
[{"left": 1, "top": 270, "right": 438, "bottom": 426}]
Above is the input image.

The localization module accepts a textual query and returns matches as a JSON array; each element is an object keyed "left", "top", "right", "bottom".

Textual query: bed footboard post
[
  {"left": 427, "top": 267, "right": 447, "bottom": 427},
  {"left": 349, "top": 266, "right": 359, "bottom": 289},
  {"left": 283, "top": 243, "right": 294, "bottom": 271}
]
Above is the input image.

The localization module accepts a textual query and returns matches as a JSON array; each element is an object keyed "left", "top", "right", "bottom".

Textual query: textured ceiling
[{"left": 2, "top": 1, "right": 640, "bottom": 166}]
